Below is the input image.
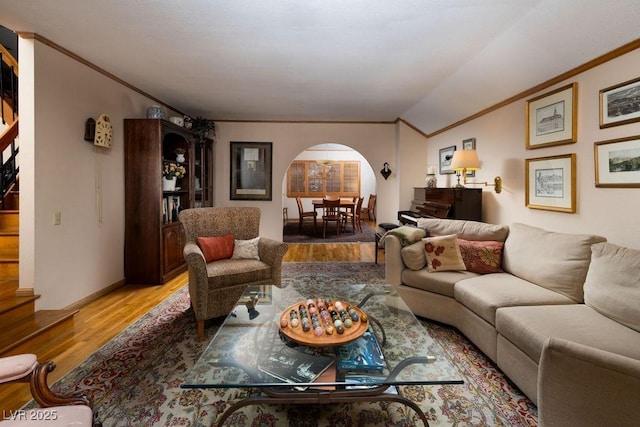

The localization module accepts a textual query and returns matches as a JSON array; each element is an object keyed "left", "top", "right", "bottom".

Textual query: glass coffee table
[{"left": 182, "top": 282, "right": 463, "bottom": 426}]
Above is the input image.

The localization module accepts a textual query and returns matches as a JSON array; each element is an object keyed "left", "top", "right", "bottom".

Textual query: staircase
[
  {"left": 0, "top": 36, "right": 77, "bottom": 358},
  {"left": 0, "top": 179, "right": 78, "bottom": 358}
]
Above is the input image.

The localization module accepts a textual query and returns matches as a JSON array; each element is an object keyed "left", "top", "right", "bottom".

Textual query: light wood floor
[{"left": 1, "top": 220, "right": 384, "bottom": 411}]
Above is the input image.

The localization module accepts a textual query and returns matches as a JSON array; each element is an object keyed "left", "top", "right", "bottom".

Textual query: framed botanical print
[
  {"left": 525, "top": 153, "right": 576, "bottom": 213},
  {"left": 526, "top": 83, "right": 577, "bottom": 149}
]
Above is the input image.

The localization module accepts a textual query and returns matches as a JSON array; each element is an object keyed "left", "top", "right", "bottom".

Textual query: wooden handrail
[
  {"left": 0, "top": 44, "right": 18, "bottom": 74},
  {"left": 0, "top": 119, "right": 18, "bottom": 152}
]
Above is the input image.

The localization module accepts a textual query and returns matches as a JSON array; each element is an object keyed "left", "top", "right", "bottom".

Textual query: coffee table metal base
[{"left": 217, "top": 385, "right": 430, "bottom": 427}]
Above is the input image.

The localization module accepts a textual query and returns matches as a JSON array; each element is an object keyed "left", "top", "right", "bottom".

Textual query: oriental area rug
[{"left": 36, "top": 263, "right": 537, "bottom": 426}]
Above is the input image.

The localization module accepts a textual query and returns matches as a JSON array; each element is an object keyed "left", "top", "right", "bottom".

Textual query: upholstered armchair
[{"left": 179, "top": 207, "right": 288, "bottom": 338}]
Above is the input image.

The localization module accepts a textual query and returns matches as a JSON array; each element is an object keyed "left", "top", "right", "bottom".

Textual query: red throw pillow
[
  {"left": 197, "top": 234, "right": 234, "bottom": 262},
  {"left": 457, "top": 239, "right": 504, "bottom": 274}
]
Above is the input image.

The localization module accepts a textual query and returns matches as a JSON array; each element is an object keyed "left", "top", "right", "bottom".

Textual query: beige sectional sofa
[{"left": 384, "top": 218, "right": 640, "bottom": 426}]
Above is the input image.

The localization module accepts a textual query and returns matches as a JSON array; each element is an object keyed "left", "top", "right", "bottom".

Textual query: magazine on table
[
  {"left": 258, "top": 326, "right": 335, "bottom": 385},
  {"left": 336, "top": 326, "right": 385, "bottom": 373}
]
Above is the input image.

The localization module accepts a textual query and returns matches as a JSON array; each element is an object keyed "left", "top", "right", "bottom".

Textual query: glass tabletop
[{"left": 182, "top": 282, "right": 463, "bottom": 390}]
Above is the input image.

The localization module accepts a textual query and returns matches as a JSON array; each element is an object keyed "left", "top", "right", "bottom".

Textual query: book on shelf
[{"left": 336, "top": 326, "right": 385, "bottom": 373}]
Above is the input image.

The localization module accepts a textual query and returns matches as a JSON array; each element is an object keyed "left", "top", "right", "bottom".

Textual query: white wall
[
  {"left": 426, "top": 48, "right": 640, "bottom": 249},
  {"left": 20, "top": 36, "right": 179, "bottom": 309}
]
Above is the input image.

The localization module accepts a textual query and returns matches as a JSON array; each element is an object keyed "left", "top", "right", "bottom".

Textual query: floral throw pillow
[
  {"left": 197, "top": 234, "right": 234, "bottom": 262},
  {"left": 232, "top": 237, "right": 261, "bottom": 260},
  {"left": 458, "top": 239, "right": 504, "bottom": 274},
  {"left": 423, "top": 234, "right": 466, "bottom": 272}
]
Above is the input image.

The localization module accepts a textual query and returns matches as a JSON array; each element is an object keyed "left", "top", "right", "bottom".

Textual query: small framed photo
[
  {"left": 462, "top": 138, "right": 476, "bottom": 177},
  {"left": 594, "top": 135, "right": 640, "bottom": 187},
  {"left": 439, "top": 145, "right": 456, "bottom": 174},
  {"left": 230, "top": 141, "right": 273, "bottom": 200},
  {"left": 599, "top": 77, "right": 640, "bottom": 128},
  {"left": 526, "top": 83, "right": 577, "bottom": 149},
  {"left": 525, "top": 153, "right": 576, "bottom": 213}
]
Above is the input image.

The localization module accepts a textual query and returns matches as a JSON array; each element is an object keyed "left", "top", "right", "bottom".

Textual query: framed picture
[
  {"left": 439, "top": 145, "right": 456, "bottom": 174},
  {"left": 525, "top": 153, "right": 576, "bottom": 213},
  {"left": 594, "top": 135, "right": 640, "bottom": 187},
  {"left": 599, "top": 77, "right": 640, "bottom": 128},
  {"left": 462, "top": 138, "right": 476, "bottom": 177},
  {"left": 230, "top": 141, "right": 273, "bottom": 200},
  {"left": 526, "top": 83, "right": 577, "bottom": 149}
]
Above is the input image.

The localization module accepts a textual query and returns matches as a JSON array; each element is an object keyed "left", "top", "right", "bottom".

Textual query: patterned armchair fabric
[{"left": 179, "top": 207, "right": 288, "bottom": 338}]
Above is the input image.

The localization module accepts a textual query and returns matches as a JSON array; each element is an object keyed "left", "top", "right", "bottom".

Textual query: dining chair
[
  {"left": 361, "top": 194, "right": 377, "bottom": 221},
  {"left": 321, "top": 198, "right": 342, "bottom": 238},
  {"left": 342, "top": 196, "right": 364, "bottom": 233},
  {"left": 295, "top": 196, "right": 318, "bottom": 234}
]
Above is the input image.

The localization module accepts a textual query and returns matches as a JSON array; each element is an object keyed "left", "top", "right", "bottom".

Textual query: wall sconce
[
  {"left": 450, "top": 149, "right": 502, "bottom": 193},
  {"left": 380, "top": 162, "right": 392, "bottom": 180}
]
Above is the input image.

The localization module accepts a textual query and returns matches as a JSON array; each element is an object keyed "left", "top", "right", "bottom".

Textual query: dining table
[
  {"left": 311, "top": 198, "right": 357, "bottom": 233},
  {"left": 311, "top": 198, "right": 356, "bottom": 213}
]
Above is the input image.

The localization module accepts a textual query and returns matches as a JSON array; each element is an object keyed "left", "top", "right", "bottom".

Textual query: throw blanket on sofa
[{"left": 381, "top": 225, "right": 427, "bottom": 247}]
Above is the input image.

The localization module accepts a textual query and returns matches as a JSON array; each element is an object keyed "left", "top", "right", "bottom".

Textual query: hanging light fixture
[{"left": 316, "top": 143, "right": 333, "bottom": 165}]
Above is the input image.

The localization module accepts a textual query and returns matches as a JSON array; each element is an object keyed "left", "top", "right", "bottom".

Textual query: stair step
[
  {"left": 0, "top": 210, "right": 19, "bottom": 228},
  {"left": 0, "top": 309, "right": 77, "bottom": 357},
  {"left": 0, "top": 231, "right": 18, "bottom": 252},
  {"left": 0, "top": 258, "right": 18, "bottom": 277},
  {"left": 0, "top": 278, "right": 19, "bottom": 297},
  {"left": 3, "top": 192, "right": 19, "bottom": 210},
  {"left": 0, "top": 293, "right": 38, "bottom": 320}
]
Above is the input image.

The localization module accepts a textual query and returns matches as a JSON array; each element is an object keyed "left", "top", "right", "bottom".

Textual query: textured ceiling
[{"left": 1, "top": 0, "right": 639, "bottom": 134}]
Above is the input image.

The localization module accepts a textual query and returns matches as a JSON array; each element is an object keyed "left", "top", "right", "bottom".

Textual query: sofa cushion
[
  {"left": 197, "top": 234, "right": 234, "bottom": 262},
  {"left": 496, "top": 304, "right": 640, "bottom": 363},
  {"left": 424, "top": 234, "right": 466, "bottom": 272},
  {"left": 458, "top": 239, "right": 504, "bottom": 274},
  {"left": 416, "top": 218, "right": 509, "bottom": 242},
  {"left": 584, "top": 242, "right": 640, "bottom": 333},
  {"left": 454, "top": 273, "right": 576, "bottom": 325},
  {"left": 502, "top": 223, "right": 606, "bottom": 303},
  {"left": 402, "top": 268, "right": 478, "bottom": 297},
  {"left": 206, "top": 259, "right": 271, "bottom": 288},
  {"left": 401, "top": 240, "right": 427, "bottom": 270}
]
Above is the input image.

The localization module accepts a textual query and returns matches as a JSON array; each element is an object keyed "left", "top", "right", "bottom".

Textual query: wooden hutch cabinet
[{"left": 124, "top": 119, "right": 214, "bottom": 284}]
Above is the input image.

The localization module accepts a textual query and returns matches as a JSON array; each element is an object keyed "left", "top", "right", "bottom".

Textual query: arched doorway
[{"left": 281, "top": 143, "right": 377, "bottom": 242}]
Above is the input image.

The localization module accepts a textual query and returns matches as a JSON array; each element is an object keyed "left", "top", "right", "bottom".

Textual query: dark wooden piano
[{"left": 398, "top": 187, "right": 482, "bottom": 225}]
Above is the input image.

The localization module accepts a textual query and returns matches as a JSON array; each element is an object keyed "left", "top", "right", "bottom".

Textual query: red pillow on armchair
[{"left": 197, "top": 234, "right": 234, "bottom": 262}]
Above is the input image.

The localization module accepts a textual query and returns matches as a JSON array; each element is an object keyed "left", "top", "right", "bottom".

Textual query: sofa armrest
[
  {"left": 383, "top": 234, "right": 404, "bottom": 288},
  {"left": 538, "top": 337, "right": 640, "bottom": 427}
]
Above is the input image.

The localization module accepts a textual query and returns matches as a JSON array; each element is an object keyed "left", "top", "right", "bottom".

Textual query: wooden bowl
[{"left": 278, "top": 300, "right": 368, "bottom": 347}]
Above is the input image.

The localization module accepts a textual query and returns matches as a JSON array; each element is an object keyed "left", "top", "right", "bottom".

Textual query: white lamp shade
[{"left": 451, "top": 149, "right": 481, "bottom": 171}]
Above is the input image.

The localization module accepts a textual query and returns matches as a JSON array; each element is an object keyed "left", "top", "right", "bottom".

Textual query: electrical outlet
[{"left": 53, "top": 211, "right": 61, "bottom": 225}]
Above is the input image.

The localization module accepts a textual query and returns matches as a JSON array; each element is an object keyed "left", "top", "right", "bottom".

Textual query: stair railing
[
  {"left": 0, "top": 42, "right": 19, "bottom": 203},
  {"left": 1, "top": 44, "right": 18, "bottom": 126}
]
